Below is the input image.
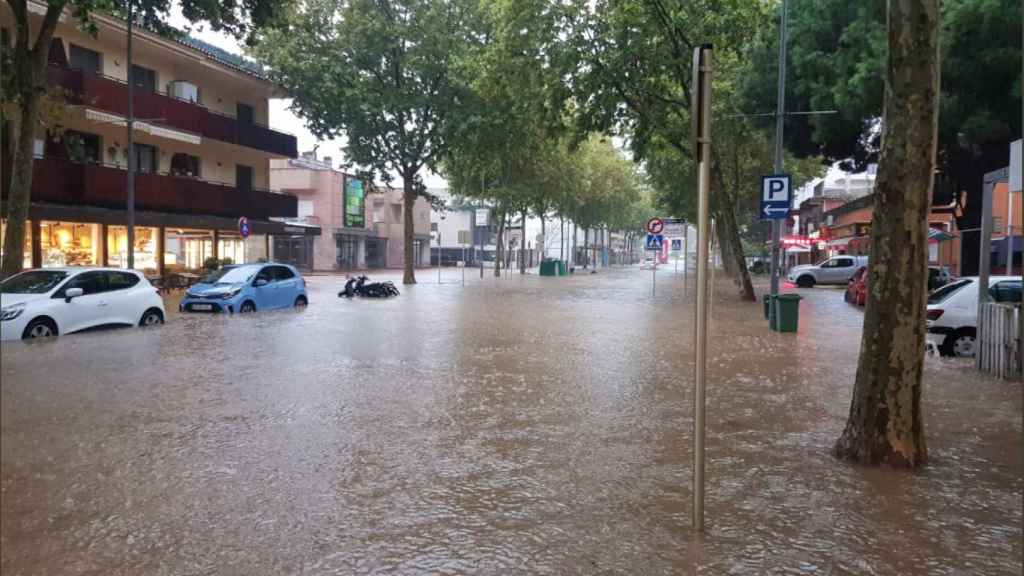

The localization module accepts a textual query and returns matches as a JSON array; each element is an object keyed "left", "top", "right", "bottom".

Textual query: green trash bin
[
  {"left": 540, "top": 259, "right": 557, "bottom": 276},
  {"left": 772, "top": 294, "right": 802, "bottom": 333},
  {"left": 558, "top": 260, "right": 567, "bottom": 276}
]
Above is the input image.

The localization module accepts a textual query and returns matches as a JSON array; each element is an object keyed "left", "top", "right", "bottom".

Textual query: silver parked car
[{"left": 787, "top": 255, "right": 869, "bottom": 288}]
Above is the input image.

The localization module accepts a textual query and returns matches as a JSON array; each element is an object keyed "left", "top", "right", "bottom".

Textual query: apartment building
[
  {"left": 272, "top": 153, "right": 432, "bottom": 271},
  {"left": 0, "top": 4, "right": 307, "bottom": 275}
]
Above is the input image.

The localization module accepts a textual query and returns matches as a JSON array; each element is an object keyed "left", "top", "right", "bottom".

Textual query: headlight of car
[
  {"left": 220, "top": 288, "right": 242, "bottom": 300},
  {"left": 0, "top": 303, "right": 26, "bottom": 321}
]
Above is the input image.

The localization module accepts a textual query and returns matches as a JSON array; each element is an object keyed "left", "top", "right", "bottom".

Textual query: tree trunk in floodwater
[
  {"left": 401, "top": 174, "right": 417, "bottom": 285},
  {"left": 708, "top": 164, "right": 756, "bottom": 301},
  {"left": 520, "top": 208, "right": 527, "bottom": 274},
  {"left": 834, "top": 0, "right": 937, "bottom": 468},
  {"left": 494, "top": 208, "right": 505, "bottom": 277}
]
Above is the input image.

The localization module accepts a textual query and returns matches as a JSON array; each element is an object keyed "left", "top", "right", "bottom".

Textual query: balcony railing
[
  {"left": 1, "top": 156, "right": 297, "bottom": 220},
  {"left": 48, "top": 66, "right": 298, "bottom": 158}
]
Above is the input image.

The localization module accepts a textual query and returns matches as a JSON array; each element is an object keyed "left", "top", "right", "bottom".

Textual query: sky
[{"left": 167, "top": 8, "right": 449, "bottom": 188}]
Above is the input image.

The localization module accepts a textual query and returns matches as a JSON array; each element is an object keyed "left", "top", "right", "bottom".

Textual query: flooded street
[{"left": 1, "top": 267, "right": 1021, "bottom": 575}]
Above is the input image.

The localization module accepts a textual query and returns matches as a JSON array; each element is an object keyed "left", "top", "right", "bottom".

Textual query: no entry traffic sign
[{"left": 646, "top": 217, "right": 665, "bottom": 235}]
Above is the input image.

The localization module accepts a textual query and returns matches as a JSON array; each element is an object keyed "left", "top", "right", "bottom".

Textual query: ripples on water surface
[{"left": 1, "top": 268, "right": 1020, "bottom": 575}]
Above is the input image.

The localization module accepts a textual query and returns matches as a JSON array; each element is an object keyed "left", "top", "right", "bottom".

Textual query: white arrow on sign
[{"left": 763, "top": 206, "right": 789, "bottom": 217}]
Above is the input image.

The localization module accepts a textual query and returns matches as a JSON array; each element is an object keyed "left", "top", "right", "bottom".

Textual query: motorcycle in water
[{"left": 339, "top": 275, "right": 400, "bottom": 298}]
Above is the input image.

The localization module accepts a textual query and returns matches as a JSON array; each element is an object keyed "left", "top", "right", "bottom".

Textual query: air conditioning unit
[{"left": 167, "top": 81, "right": 199, "bottom": 103}]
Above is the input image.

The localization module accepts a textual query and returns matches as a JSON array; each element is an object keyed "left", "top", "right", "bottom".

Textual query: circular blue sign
[{"left": 238, "top": 216, "right": 251, "bottom": 239}]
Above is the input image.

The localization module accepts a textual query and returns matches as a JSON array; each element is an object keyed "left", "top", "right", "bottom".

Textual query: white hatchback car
[
  {"left": 0, "top": 268, "right": 165, "bottom": 341},
  {"left": 926, "top": 275, "right": 1022, "bottom": 357}
]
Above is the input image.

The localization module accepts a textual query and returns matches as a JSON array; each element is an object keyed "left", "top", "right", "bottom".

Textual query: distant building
[{"left": 272, "top": 153, "right": 432, "bottom": 271}]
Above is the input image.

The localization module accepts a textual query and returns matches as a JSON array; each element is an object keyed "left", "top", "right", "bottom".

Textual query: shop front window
[
  {"left": 164, "top": 228, "right": 213, "bottom": 271},
  {"left": 217, "top": 232, "right": 246, "bottom": 265},
  {"left": 39, "top": 221, "right": 101, "bottom": 267},
  {"left": 0, "top": 219, "right": 33, "bottom": 269},
  {"left": 107, "top": 226, "right": 158, "bottom": 272}
]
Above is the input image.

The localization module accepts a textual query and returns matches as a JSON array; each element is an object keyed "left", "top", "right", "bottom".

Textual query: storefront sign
[
  {"left": 344, "top": 177, "right": 366, "bottom": 228},
  {"left": 238, "top": 216, "right": 250, "bottom": 238}
]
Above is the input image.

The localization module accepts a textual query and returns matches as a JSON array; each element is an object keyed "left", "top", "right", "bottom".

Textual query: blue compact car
[{"left": 180, "top": 263, "right": 308, "bottom": 314}]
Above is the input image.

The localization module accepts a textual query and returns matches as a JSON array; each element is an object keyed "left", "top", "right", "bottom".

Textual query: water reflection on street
[{"left": 2, "top": 267, "right": 1020, "bottom": 574}]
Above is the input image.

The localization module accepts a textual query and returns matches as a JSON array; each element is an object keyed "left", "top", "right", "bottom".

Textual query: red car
[{"left": 845, "top": 266, "right": 868, "bottom": 306}]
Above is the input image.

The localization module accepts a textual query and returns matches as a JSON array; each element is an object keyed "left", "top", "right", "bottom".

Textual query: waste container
[
  {"left": 771, "top": 294, "right": 802, "bottom": 333},
  {"left": 558, "top": 260, "right": 568, "bottom": 276},
  {"left": 540, "top": 259, "right": 557, "bottom": 276}
]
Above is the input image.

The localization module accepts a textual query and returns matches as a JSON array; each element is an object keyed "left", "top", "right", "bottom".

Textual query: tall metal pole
[
  {"left": 769, "top": 0, "right": 789, "bottom": 297},
  {"left": 125, "top": 0, "right": 136, "bottom": 269},
  {"left": 692, "top": 44, "right": 713, "bottom": 533}
]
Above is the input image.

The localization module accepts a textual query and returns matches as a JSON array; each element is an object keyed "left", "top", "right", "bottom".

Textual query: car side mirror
[
  {"left": 64, "top": 287, "right": 84, "bottom": 302},
  {"left": 254, "top": 278, "right": 268, "bottom": 287}
]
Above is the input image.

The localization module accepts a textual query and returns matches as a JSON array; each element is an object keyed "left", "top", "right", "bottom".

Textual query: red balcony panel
[
  {"left": 47, "top": 66, "right": 296, "bottom": 157},
  {"left": 2, "top": 157, "right": 297, "bottom": 220}
]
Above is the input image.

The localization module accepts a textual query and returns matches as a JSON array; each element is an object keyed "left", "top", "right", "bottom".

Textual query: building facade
[
  {"left": 0, "top": 4, "right": 307, "bottom": 275},
  {"left": 272, "top": 154, "right": 433, "bottom": 271}
]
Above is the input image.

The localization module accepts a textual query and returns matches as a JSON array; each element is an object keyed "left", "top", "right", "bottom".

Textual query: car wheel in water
[
  {"left": 797, "top": 275, "right": 815, "bottom": 288},
  {"left": 240, "top": 301, "right": 256, "bottom": 314},
  {"left": 22, "top": 318, "right": 57, "bottom": 340},
  {"left": 295, "top": 295, "right": 308, "bottom": 307},
  {"left": 139, "top": 308, "right": 164, "bottom": 327},
  {"left": 942, "top": 329, "right": 976, "bottom": 358}
]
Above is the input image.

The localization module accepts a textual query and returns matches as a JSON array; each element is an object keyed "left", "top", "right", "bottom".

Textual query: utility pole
[
  {"left": 125, "top": 0, "right": 136, "bottom": 269},
  {"left": 692, "top": 43, "right": 713, "bottom": 533},
  {"left": 769, "top": 0, "right": 789, "bottom": 298}
]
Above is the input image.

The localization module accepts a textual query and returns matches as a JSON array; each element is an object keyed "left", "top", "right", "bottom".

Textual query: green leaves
[{"left": 252, "top": 0, "right": 469, "bottom": 188}]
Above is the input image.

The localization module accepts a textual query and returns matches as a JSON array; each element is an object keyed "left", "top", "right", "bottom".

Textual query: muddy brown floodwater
[{"left": 1, "top": 267, "right": 1021, "bottom": 575}]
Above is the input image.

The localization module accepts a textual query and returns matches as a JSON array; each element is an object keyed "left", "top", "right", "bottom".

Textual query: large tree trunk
[
  {"left": 834, "top": 0, "right": 938, "bottom": 467},
  {"left": 401, "top": 176, "right": 417, "bottom": 285},
  {"left": 1, "top": 4, "right": 63, "bottom": 278}
]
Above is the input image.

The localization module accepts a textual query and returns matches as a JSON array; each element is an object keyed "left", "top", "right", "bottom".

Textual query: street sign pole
[
  {"left": 770, "top": 0, "right": 789, "bottom": 298},
  {"left": 692, "top": 44, "right": 713, "bottom": 533}
]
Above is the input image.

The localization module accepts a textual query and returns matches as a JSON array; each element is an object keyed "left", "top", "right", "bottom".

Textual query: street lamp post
[{"left": 125, "top": 0, "right": 136, "bottom": 269}]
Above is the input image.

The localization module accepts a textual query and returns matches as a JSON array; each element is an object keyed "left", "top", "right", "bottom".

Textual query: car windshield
[
  {"left": 0, "top": 270, "right": 69, "bottom": 294},
  {"left": 204, "top": 266, "right": 259, "bottom": 285},
  {"left": 927, "top": 279, "right": 971, "bottom": 304}
]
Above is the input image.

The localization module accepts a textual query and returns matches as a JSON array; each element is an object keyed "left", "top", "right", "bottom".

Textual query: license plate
[{"left": 192, "top": 303, "right": 212, "bottom": 311}]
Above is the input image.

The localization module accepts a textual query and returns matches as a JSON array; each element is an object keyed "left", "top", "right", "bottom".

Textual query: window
[
  {"left": 0, "top": 271, "right": 68, "bottom": 294},
  {"left": 272, "top": 266, "right": 295, "bottom": 281},
  {"left": 106, "top": 272, "right": 140, "bottom": 291},
  {"left": 170, "top": 153, "right": 200, "bottom": 177},
  {"left": 130, "top": 64, "right": 156, "bottom": 92},
  {"left": 255, "top": 266, "right": 275, "bottom": 284},
  {"left": 64, "top": 131, "right": 101, "bottom": 164},
  {"left": 237, "top": 102, "right": 254, "bottom": 125},
  {"left": 132, "top": 143, "right": 156, "bottom": 174},
  {"left": 69, "top": 44, "right": 101, "bottom": 75},
  {"left": 54, "top": 271, "right": 107, "bottom": 298},
  {"left": 236, "top": 164, "right": 253, "bottom": 192},
  {"left": 928, "top": 279, "right": 971, "bottom": 304},
  {"left": 990, "top": 280, "right": 1022, "bottom": 304},
  {"left": 297, "top": 200, "right": 314, "bottom": 218},
  {"left": 836, "top": 257, "right": 854, "bottom": 268},
  {"left": 430, "top": 222, "right": 438, "bottom": 232}
]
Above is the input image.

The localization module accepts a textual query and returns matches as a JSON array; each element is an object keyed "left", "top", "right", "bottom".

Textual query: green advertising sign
[{"left": 344, "top": 177, "right": 365, "bottom": 228}]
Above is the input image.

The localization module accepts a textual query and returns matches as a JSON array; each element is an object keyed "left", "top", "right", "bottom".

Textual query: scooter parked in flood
[{"left": 339, "top": 275, "right": 400, "bottom": 298}]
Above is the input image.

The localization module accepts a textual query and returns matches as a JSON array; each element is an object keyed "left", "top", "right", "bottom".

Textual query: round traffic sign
[{"left": 646, "top": 218, "right": 665, "bottom": 235}]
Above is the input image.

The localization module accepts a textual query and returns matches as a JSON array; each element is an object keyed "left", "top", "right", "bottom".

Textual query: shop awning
[
  {"left": 85, "top": 108, "right": 202, "bottom": 146},
  {"left": 929, "top": 228, "right": 957, "bottom": 241},
  {"left": 829, "top": 236, "right": 854, "bottom": 247}
]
